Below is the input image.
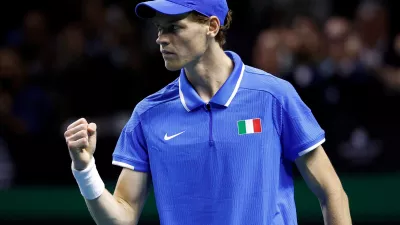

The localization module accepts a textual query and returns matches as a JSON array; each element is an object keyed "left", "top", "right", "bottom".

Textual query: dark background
[{"left": 0, "top": 0, "right": 399, "bottom": 224}]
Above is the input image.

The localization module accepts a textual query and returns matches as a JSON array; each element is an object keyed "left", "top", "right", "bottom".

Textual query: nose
[{"left": 156, "top": 33, "right": 169, "bottom": 47}]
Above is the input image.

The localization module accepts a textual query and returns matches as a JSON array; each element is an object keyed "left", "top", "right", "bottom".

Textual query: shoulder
[
  {"left": 241, "top": 65, "right": 297, "bottom": 102},
  {"left": 124, "top": 78, "right": 179, "bottom": 131},
  {"left": 134, "top": 78, "right": 180, "bottom": 117}
]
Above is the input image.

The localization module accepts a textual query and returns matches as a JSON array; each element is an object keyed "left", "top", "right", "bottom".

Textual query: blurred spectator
[
  {"left": 355, "top": 0, "right": 389, "bottom": 71},
  {"left": 55, "top": 23, "right": 86, "bottom": 70},
  {"left": 0, "top": 48, "right": 53, "bottom": 136},
  {"left": 252, "top": 29, "right": 282, "bottom": 76},
  {"left": 291, "top": 15, "right": 324, "bottom": 65},
  {"left": 380, "top": 33, "right": 400, "bottom": 92},
  {"left": 0, "top": 47, "right": 56, "bottom": 185},
  {"left": 252, "top": 27, "right": 300, "bottom": 77},
  {"left": 250, "top": 0, "right": 332, "bottom": 28},
  {"left": 320, "top": 16, "right": 361, "bottom": 77},
  {"left": 284, "top": 15, "right": 326, "bottom": 90},
  {"left": 104, "top": 4, "right": 137, "bottom": 69},
  {"left": 82, "top": 0, "right": 107, "bottom": 57},
  {"left": 6, "top": 10, "right": 54, "bottom": 78}
]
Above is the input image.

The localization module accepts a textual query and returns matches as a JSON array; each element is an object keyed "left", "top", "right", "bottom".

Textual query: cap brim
[{"left": 135, "top": 0, "right": 193, "bottom": 19}]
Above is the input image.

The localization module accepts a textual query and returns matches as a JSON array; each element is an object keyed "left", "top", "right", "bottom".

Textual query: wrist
[
  {"left": 71, "top": 157, "right": 105, "bottom": 200},
  {"left": 72, "top": 157, "right": 94, "bottom": 171}
]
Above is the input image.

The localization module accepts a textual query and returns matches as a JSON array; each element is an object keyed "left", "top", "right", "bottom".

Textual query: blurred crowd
[
  {"left": 252, "top": 1, "right": 400, "bottom": 171},
  {"left": 0, "top": 0, "right": 399, "bottom": 188}
]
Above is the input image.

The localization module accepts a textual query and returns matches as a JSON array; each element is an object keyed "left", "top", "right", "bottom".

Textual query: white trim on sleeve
[
  {"left": 298, "top": 138, "right": 326, "bottom": 157},
  {"left": 112, "top": 161, "right": 135, "bottom": 170}
]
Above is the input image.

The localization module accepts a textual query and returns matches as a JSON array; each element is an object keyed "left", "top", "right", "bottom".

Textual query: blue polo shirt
[{"left": 112, "top": 51, "right": 325, "bottom": 225}]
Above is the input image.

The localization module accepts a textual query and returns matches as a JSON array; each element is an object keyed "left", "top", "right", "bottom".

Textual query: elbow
[
  {"left": 96, "top": 213, "right": 135, "bottom": 225},
  {"left": 342, "top": 190, "right": 350, "bottom": 206},
  {"left": 337, "top": 189, "right": 349, "bottom": 206},
  {"left": 343, "top": 190, "right": 349, "bottom": 202},
  {"left": 114, "top": 197, "right": 137, "bottom": 225},
  {"left": 116, "top": 219, "right": 136, "bottom": 225},
  {"left": 103, "top": 215, "right": 135, "bottom": 225}
]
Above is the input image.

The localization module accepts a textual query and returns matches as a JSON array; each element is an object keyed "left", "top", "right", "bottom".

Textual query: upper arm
[
  {"left": 113, "top": 168, "right": 151, "bottom": 220},
  {"left": 274, "top": 81, "right": 325, "bottom": 161},
  {"left": 108, "top": 106, "right": 151, "bottom": 223},
  {"left": 295, "top": 145, "right": 344, "bottom": 201},
  {"left": 112, "top": 116, "right": 150, "bottom": 172}
]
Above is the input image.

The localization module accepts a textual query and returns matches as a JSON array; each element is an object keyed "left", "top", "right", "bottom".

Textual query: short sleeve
[
  {"left": 112, "top": 109, "right": 150, "bottom": 172},
  {"left": 274, "top": 81, "right": 325, "bottom": 161}
]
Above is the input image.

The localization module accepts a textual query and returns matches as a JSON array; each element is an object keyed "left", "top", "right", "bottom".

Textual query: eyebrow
[
  {"left": 166, "top": 17, "right": 183, "bottom": 23},
  {"left": 153, "top": 20, "right": 181, "bottom": 29}
]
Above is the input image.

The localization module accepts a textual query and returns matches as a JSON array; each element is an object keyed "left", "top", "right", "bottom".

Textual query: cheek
[
  {"left": 182, "top": 34, "right": 207, "bottom": 56},
  {"left": 180, "top": 27, "right": 206, "bottom": 48}
]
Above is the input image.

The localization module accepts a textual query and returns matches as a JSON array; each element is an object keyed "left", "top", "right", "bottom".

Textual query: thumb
[
  {"left": 88, "top": 122, "right": 97, "bottom": 136},
  {"left": 87, "top": 122, "right": 97, "bottom": 153}
]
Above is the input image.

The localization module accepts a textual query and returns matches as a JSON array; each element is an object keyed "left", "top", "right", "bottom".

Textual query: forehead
[{"left": 151, "top": 12, "right": 191, "bottom": 25}]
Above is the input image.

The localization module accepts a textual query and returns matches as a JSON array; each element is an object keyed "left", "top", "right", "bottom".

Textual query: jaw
[{"left": 164, "top": 60, "right": 184, "bottom": 71}]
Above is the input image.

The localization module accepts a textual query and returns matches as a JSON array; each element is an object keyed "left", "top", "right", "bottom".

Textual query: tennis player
[{"left": 64, "top": 0, "right": 352, "bottom": 224}]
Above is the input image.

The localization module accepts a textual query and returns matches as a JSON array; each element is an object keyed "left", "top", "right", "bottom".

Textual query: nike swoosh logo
[{"left": 164, "top": 131, "right": 185, "bottom": 141}]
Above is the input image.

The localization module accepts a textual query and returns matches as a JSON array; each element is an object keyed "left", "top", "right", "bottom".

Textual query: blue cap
[{"left": 135, "top": 0, "right": 229, "bottom": 25}]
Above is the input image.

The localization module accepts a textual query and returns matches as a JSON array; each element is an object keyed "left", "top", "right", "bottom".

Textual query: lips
[{"left": 161, "top": 50, "right": 175, "bottom": 55}]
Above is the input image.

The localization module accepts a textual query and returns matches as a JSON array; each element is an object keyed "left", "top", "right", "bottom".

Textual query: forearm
[
  {"left": 320, "top": 190, "right": 352, "bottom": 225},
  {"left": 85, "top": 190, "right": 138, "bottom": 225},
  {"left": 72, "top": 159, "right": 140, "bottom": 225},
  {"left": 66, "top": 119, "right": 149, "bottom": 225}
]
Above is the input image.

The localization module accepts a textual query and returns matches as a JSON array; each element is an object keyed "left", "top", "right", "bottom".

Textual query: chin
[{"left": 164, "top": 61, "right": 183, "bottom": 71}]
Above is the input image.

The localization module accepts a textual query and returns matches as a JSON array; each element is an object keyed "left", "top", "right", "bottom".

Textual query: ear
[{"left": 207, "top": 16, "right": 220, "bottom": 38}]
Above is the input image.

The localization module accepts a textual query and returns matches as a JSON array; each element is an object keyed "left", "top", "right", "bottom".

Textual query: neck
[{"left": 184, "top": 44, "right": 233, "bottom": 103}]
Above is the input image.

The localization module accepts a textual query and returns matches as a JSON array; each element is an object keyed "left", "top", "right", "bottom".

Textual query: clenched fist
[{"left": 64, "top": 118, "right": 97, "bottom": 171}]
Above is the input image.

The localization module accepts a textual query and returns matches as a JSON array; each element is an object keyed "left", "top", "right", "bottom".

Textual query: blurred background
[{"left": 0, "top": 0, "right": 399, "bottom": 224}]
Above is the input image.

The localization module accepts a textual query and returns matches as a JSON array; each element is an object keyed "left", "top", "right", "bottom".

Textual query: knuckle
[
  {"left": 80, "top": 138, "right": 89, "bottom": 147},
  {"left": 79, "top": 118, "right": 88, "bottom": 124},
  {"left": 67, "top": 138, "right": 87, "bottom": 150},
  {"left": 72, "top": 124, "right": 86, "bottom": 134},
  {"left": 65, "top": 136, "right": 72, "bottom": 143},
  {"left": 78, "top": 129, "right": 88, "bottom": 137},
  {"left": 67, "top": 141, "right": 75, "bottom": 149},
  {"left": 79, "top": 123, "right": 88, "bottom": 130}
]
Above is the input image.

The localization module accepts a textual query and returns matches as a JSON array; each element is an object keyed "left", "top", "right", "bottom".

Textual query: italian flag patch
[{"left": 237, "top": 118, "right": 262, "bottom": 135}]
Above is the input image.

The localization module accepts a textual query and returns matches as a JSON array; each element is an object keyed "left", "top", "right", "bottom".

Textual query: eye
[
  {"left": 166, "top": 24, "right": 181, "bottom": 33},
  {"left": 156, "top": 24, "right": 181, "bottom": 34}
]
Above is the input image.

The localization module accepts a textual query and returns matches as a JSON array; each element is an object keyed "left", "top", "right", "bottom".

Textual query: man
[{"left": 64, "top": 0, "right": 352, "bottom": 224}]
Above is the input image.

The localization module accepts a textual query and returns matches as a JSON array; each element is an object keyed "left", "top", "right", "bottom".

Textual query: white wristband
[{"left": 71, "top": 157, "right": 105, "bottom": 200}]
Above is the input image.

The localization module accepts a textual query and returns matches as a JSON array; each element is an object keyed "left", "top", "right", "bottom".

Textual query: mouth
[{"left": 161, "top": 50, "right": 175, "bottom": 55}]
